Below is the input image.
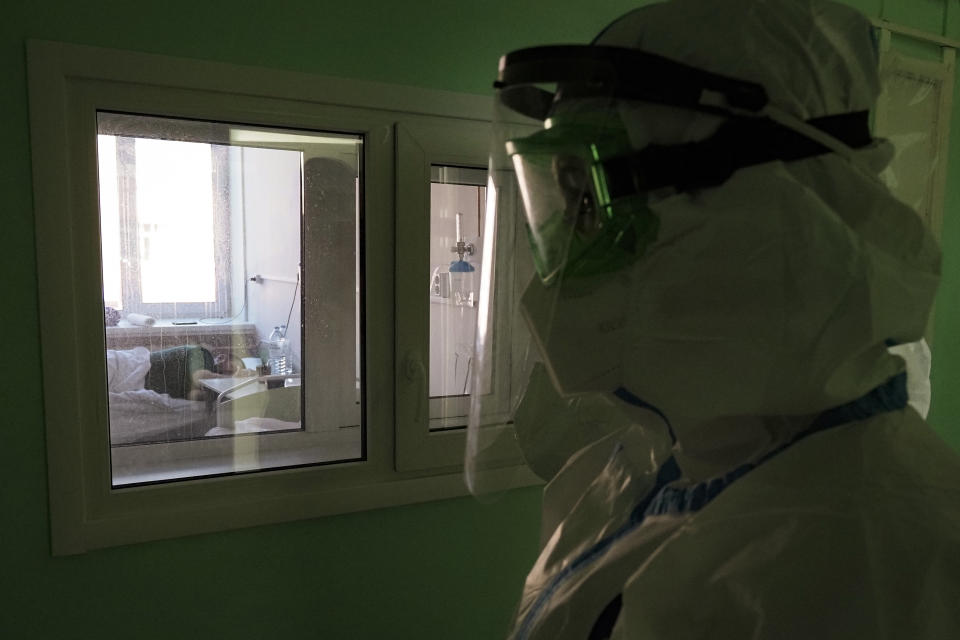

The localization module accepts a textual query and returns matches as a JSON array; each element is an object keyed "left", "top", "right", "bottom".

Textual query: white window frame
[
  {"left": 28, "top": 40, "right": 538, "bottom": 555},
  {"left": 394, "top": 117, "right": 531, "bottom": 472}
]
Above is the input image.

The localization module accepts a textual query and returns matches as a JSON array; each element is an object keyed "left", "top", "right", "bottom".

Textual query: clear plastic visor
[{"left": 465, "top": 84, "right": 623, "bottom": 496}]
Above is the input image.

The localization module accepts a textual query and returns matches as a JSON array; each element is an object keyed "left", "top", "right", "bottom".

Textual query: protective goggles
[{"left": 506, "top": 117, "right": 659, "bottom": 285}]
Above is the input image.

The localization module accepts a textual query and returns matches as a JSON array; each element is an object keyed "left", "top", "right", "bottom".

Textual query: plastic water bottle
[
  {"left": 278, "top": 324, "right": 290, "bottom": 375},
  {"left": 267, "top": 325, "right": 288, "bottom": 375}
]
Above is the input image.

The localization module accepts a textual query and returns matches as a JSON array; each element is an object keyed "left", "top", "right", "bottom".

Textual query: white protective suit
[{"left": 490, "top": 1, "right": 960, "bottom": 638}]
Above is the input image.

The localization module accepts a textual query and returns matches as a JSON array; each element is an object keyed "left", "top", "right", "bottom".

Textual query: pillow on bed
[{"left": 105, "top": 347, "right": 152, "bottom": 392}]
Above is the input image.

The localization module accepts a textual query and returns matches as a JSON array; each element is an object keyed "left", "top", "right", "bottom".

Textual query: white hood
[
  {"left": 596, "top": 0, "right": 882, "bottom": 120},
  {"left": 593, "top": 0, "right": 941, "bottom": 426},
  {"left": 623, "top": 150, "right": 939, "bottom": 424}
]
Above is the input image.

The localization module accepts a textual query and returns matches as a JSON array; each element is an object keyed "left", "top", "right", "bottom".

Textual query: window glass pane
[
  {"left": 97, "top": 135, "right": 123, "bottom": 310},
  {"left": 428, "top": 165, "right": 486, "bottom": 431},
  {"left": 134, "top": 138, "right": 217, "bottom": 304},
  {"left": 97, "top": 112, "right": 364, "bottom": 487}
]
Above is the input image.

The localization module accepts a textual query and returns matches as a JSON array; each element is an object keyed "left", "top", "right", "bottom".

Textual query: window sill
[
  {"left": 107, "top": 320, "right": 256, "bottom": 336},
  {"left": 111, "top": 425, "right": 363, "bottom": 487}
]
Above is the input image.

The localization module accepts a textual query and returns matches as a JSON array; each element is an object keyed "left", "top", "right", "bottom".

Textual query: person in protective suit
[{"left": 465, "top": 0, "right": 960, "bottom": 638}]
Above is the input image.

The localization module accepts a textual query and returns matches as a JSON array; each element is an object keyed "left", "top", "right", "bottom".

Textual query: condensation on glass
[
  {"left": 97, "top": 112, "right": 364, "bottom": 487},
  {"left": 428, "top": 165, "right": 486, "bottom": 430}
]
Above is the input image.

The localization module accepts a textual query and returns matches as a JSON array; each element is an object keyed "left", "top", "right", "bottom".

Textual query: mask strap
[
  {"left": 602, "top": 110, "right": 873, "bottom": 197},
  {"left": 762, "top": 104, "right": 872, "bottom": 174}
]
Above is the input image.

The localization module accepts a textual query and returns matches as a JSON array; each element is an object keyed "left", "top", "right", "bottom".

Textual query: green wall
[{"left": 2, "top": 1, "right": 959, "bottom": 638}]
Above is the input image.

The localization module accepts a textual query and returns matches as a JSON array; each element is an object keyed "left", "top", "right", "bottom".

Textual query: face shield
[
  {"left": 465, "top": 44, "right": 879, "bottom": 496},
  {"left": 496, "top": 46, "right": 771, "bottom": 286}
]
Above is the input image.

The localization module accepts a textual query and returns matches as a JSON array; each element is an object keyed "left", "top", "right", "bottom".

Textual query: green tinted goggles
[{"left": 507, "top": 122, "right": 659, "bottom": 285}]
